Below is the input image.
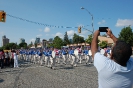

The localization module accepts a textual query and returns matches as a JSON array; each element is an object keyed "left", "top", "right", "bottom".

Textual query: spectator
[
  {"left": 0, "top": 50, "right": 5, "bottom": 69},
  {"left": 91, "top": 29, "right": 133, "bottom": 88},
  {"left": 5, "top": 51, "right": 10, "bottom": 67},
  {"left": 13, "top": 50, "right": 19, "bottom": 68},
  {"left": 10, "top": 50, "right": 14, "bottom": 68}
]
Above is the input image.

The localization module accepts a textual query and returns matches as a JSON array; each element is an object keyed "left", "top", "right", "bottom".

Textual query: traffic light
[
  {"left": 78, "top": 26, "right": 81, "bottom": 33},
  {"left": 0, "top": 11, "right": 6, "bottom": 22}
]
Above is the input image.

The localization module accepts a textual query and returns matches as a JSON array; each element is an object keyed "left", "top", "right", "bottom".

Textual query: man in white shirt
[{"left": 91, "top": 29, "right": 133, "bottom": 88}]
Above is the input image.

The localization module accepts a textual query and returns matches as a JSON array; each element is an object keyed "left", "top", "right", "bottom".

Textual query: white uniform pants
[
  {"left": 71, "top": 55, "right": 77, "bottom": 66},
  {"left": 34, "top": 54, "right": 38, "bottom": 64},
  {"left": 14, "top": 58, "right": 19, "bottom": 67},
  {"left": 38, "top": 56, "right": 43, "bottom": 65},
  {"left": 50, "top": 57, "right": 56, "bottom": 68},
  {"left": 77, "top": 53, "right": 82, "bottom": 63},
  {"left": 62, "top": 54, "right": 67, "bottom": 64},
  {"left": 45, "top": 56, "right": 50, "bottom": 67}
]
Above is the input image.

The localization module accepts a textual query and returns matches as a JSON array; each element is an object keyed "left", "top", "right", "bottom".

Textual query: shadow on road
[
  {"left": 83, "top": 64, "right": 94, "bottom": 67},
  {"left": 0, "top": 78, "right": 4, "bottom": 83},
  {"left": 58, "top": 64, "right": 74, "bottom": 70}
]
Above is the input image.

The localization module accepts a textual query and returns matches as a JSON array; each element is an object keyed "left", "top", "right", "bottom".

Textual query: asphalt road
[{"left": 0, "top": 60, "right": 98, "bottom": 88}]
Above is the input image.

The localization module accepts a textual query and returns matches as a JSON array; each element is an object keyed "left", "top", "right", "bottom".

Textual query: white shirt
[
  {"left": 100, "top": 49, "right": 105, "bottom": 55},
  {"left": 94, "top": 52, "right": 133, "bottom": 88},
  {"left": 5, "top": 53, "right": 9, "bottom": 58},
  {"left": 14, "top": 53, "right": 18, "bottom": 59}
]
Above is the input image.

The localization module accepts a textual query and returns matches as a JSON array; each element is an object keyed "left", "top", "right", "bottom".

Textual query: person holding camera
[{"left": 91, "top": 28, "right": 133, "bottom": 88}]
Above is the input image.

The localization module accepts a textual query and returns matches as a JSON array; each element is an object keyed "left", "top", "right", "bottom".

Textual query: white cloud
[
  {"left": 44, "top": 27, "right": 50, "bottom": 32},
  {"left": 36, "top": 34, "right": 42, "bottom": 37},
  {"left": 81, "top": 30, "right": 89, "bottom": 34},
  {"left": 55, "top": 32, "right": 63, "bottom": 39},
  {"left": 115, "top": 19, "right": 133, "bottom": 27},
  {"left": 30, "top": 38, "right": 35, "bottom": 43},
  {"left": 98, "top": 20, "right": 106, "bottom": 25},
  {"left": 67, "top": 30, "right": 75, "bottom": 36},
  {"left": 79, "top": 34, "right": 86, "bottom": 38},
  {"left": 67, "top": 30, "right": 76, "bottom": 39}
]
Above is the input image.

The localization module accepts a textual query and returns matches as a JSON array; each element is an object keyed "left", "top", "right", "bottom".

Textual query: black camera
[{"left": 99, "top": 27, "right": 108, "bottom": 32}]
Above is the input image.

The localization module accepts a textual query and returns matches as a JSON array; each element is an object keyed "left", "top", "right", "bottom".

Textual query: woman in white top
[{"left": 13, "top": 50, "right": 19, "bottom": 68}]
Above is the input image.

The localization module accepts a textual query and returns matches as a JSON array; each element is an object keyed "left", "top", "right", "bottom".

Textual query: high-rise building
[
  {"left": 2, "top": 35, "right": 9, "bottom": 46},
  {"left": 20, "top": 38, "right": 25, "bottom": 43},
  {"left": 35, "top": 37, "right": 40, "bottom": 44},
  {"left": 42, "top": 39, "right": 47, "bottom": 48},
  {"left": 49, "top": 38, "right": 53, "bottom": 44}
]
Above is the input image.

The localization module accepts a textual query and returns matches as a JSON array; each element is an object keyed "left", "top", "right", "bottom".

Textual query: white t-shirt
[
  {"left": 100, "top": 49, "right": 105, "bottom": 55},
  {"left": 94, "top": 52, "right": 133, "bottom": 88}
]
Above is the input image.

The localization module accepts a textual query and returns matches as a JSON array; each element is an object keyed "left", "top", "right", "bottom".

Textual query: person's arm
[
  {"left": 91, "top": 30, "right": 100, "bottom": 59},
  {"left": 106, "top": 29, "right": 118, "bottom": 43}
]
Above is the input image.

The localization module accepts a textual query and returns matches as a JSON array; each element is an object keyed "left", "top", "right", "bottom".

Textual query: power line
[{"left": 7, "top": 14, "right": 89, "bottom": 29}]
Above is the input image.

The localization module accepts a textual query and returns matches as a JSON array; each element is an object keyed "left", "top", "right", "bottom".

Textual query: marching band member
[
  {"left": 68, "top": 47, "right": 72, "bottom": 62},
  {"left": 38, "top": 50, "right": 43, "bottom": 65},
  {"left": 70, "top": 47, "right": 77, "bottom": 67},
  {"left": 62, "top": 48, "right": 68, "bottom": 65},
  {"left": 33, "top": 50, "right": 37, "bottom": 64},
  {"left": 19, "top": 49, "right": 23, "bottom": 61},
  {"left": 22, "top": 50, "right": 26, "bottom": 61},
  {"left": 55, "top": 49, "right": 60, "bottom": 64},
  {"left": 77, "top": 47, "right": 82, "bottom": 64},
  {"left": 44, "top": 49, "right": 49, "bottom": 67},
  {"left": 26, "top": 50, "right": 29, "bottom": 61},
  {"left": 88, "top": 48, "right": 93, "bottom": 65},
  {"left": 31, "top": 49, "right": 35, "bottom": 63},
  {"left": 84, "top": 47, "right": 90, "bottom": 64},
  {"left": 49, "top": 47, "right": 56, "bottom": 69}
]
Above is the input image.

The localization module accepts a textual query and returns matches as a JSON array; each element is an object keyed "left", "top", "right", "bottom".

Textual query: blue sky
[{"left": 0, "top": 0, "right": 133, "bottom": 46}]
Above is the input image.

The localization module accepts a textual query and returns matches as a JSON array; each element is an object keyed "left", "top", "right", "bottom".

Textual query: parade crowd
[{"left": 0, "top": 46, "right": 111, "bottom": 70}]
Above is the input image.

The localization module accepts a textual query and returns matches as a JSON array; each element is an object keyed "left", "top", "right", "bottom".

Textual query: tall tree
[
  {"left": 119, "top": 26, "right": 133, "bottom": 46},
  {"left": 73, "top": 33, "right": 85, "bottom": 44},
  {"left": 99, "top": 41, "right": 108, "bottom": 48},
  {"left": 53, "top": 36, "right": 64, "bottom": 49},
  {"left": 3, "top": 43, "right": 18, "bottom": 50},
  {"left": 85, "top": 34, "right": 93, "bottom": 44},
  {"left": 19, "top": 43, "right": 27, "bottom": 49},
  {"left": 63, "top": 32, "right": 70, "bottom": 46}
]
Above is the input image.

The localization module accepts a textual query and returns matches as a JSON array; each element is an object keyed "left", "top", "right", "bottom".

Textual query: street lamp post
[{"left": 81, "top": 7, "right": 94, "bottom": 37}]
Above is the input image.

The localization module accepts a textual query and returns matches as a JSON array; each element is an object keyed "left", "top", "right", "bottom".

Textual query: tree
[
  {"left": 99, "top": 41, "right": 108, "bottom": 48},
  {"left": 30, "top": 41, "right": 33, "bottom": 45},
  {"left": 34, "top": 43, "right": 37, "bottom": 48},
  {"left": 53, "top": 36, "right": 64, "bottom": 49},
  {"left": 3, "top": 43, "right": 18, "bottom": 50},
  {"left": 73, "top": 33, "right": 85, "bottom": 44},
  {"left": 85, "top": 34, "right": 93, "bottom": 44},
  {"left": 47, "top": 43, "right": 54, "bottom": 48},
  {"left": 28, "top": 41, "right": 33, "bottom": 48},
  {"left": 63, "top": 32, "right": 70, "bottom": 46},
  {"left": 119, "top": 26, "right": 133, "bottom": 46},
  {"left": 19, "top": 43, "right": 27, "bottom": 49}
]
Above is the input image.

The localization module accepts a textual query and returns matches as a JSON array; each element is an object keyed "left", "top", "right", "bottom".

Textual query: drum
[
  {"left": 52, "top": 51, "right": 56, "bottom": 58},
  {"left": 74, "top": 49, "right": 79, "bottom": 56}
]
